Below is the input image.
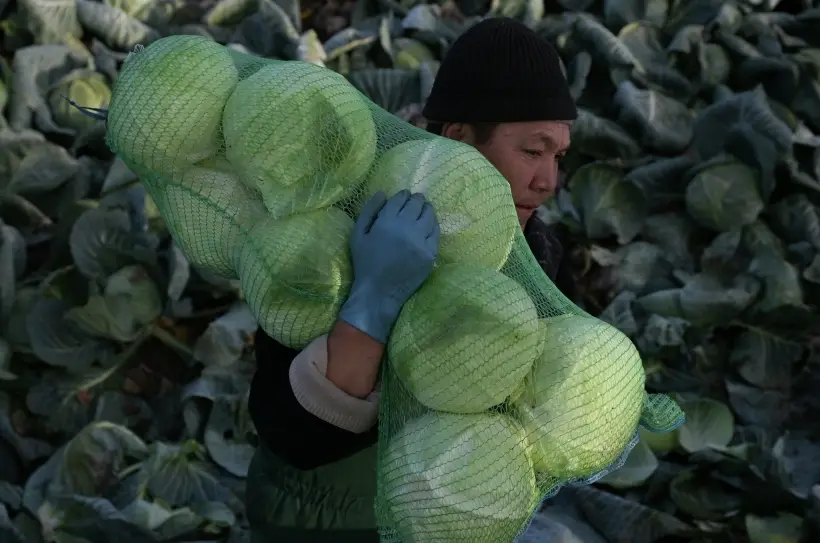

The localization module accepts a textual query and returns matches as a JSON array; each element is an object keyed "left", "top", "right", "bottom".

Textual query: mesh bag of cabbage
[{"left": 104, "top": 35, "right": 685, "bottom": 542}]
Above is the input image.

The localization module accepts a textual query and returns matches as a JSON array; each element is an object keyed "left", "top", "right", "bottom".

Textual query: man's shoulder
[
  {"left": 525, "top": 213, "right": 569, "bottom": 249},
  {"left": 524, "top": 214, "right": 567, "bottom": 280}
]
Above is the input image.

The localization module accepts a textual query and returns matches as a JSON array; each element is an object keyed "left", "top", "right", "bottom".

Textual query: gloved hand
[{"left": 339, "top": 190, "right": 440, "bottom": 343}]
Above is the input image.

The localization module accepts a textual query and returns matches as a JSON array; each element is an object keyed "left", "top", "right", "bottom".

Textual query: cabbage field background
[{"left": 1, "top": 0, "right": 820, "bottom": 542}]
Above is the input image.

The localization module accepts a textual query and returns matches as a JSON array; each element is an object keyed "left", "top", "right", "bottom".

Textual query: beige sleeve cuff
[{"left": 288, "top": 334, "right": 380, "bottom": 434}]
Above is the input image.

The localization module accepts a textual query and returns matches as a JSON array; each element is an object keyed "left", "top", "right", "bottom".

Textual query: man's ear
[{"left": 441, "top": 122, "right": 474, "bottom": 144}]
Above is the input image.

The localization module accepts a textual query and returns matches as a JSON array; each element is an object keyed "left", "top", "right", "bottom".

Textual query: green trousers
[{"left": 245, "top": 443, "right": 380, "bottom": 542}]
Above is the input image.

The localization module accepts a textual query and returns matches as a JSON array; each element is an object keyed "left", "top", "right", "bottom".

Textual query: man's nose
[{"left": 531, "top": 164, "right": 558, "bottom": 194}]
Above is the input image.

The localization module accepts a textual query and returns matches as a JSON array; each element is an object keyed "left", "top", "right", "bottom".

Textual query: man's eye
[{"left": 524, "top": 149, "right": 542, "bottom": 157}]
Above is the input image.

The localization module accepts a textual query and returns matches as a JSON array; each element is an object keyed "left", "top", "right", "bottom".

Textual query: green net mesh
[{"left": 105, "top": 35, "right": 685, "bottom": 542}]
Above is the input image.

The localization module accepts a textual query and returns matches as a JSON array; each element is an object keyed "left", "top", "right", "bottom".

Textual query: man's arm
[
  {"left": 249, "top": 327, "right": 379, "bottom": 471},
  {"left": 249, "top": 191, "right": 440, "bottom": 470},
  {"left": 325, "top": 321, "right": 385, "bottom": 398},
  {"left": 525, "top": 216, "right": 578, "bottom": 301}
]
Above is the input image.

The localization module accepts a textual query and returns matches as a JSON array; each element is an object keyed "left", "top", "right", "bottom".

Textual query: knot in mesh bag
[{"left": 104, "top": 35, "right": 685, "bottom": 543}]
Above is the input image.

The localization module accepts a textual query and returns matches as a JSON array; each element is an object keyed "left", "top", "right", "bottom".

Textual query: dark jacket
[{"left": 245, "top": 217, "right": 574, "bottom": 540}]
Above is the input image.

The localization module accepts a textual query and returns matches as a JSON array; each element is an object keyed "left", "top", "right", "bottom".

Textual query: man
[{"left": 246, "top": 17, "right": 577, "bottom": 542}]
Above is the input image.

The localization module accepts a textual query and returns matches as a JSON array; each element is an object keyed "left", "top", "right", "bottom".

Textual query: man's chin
[{"left": 515, "top": 206, "right": 535, "bottom": 226}]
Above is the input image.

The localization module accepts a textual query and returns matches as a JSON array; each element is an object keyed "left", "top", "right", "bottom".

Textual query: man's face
[{"left": 443, "top": 121, "right": 571, "bottom": 227}]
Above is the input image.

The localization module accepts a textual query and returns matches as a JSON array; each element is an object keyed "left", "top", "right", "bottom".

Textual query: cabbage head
[
  {"left": 361, "top": 138, "right": 519, "bottom": 270},
  {"left": 106, "top": 35, "right": 239, "bottom": 177},
  {"left": 380, "top": 411, "right": 537, "bottom": 543},
  {"left": 389, "top": 263, "right": 543, "bottom": 413},
  {"left": 49, "top": 71, "right": 111, "bottom": 133},
  {"left": 237, "top": 208, "right": 354, "bottom": 349},
  {"left": 151, "top": 158, "right": 267, "bottom": 279},
  {"left": 222, "top": 61, "right": 377, "bottom": 219},
  {"left": 513, "top": 314, "right": 645, "bottom": 481},
  {"left": 394, "top": 38, "right": 436, "bottom": 70}
]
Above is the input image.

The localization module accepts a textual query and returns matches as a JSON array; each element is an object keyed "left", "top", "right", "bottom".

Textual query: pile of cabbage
[{"left": 104, "top": 35, "right": 684, "bottom": 543}]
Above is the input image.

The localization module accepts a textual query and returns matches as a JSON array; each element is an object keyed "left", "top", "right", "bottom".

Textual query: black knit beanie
[{"left": 423, "top": 17, "right": 577, "bottom": 124}]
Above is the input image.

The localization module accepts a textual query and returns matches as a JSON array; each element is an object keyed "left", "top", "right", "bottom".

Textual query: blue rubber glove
[{"left": 339, "top": 190, "right": 440, "bottom": 343}]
